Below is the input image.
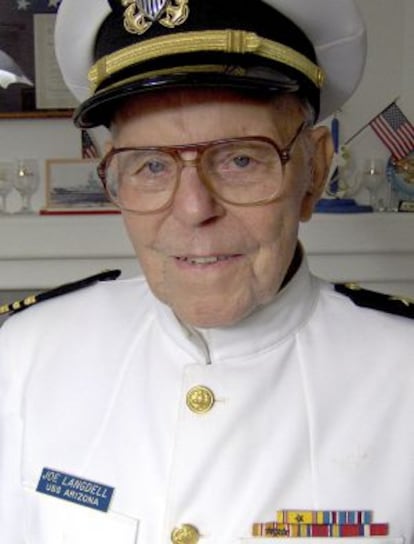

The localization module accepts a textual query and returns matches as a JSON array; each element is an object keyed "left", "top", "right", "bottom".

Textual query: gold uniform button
[
  {"left": 171, "top": 524, "right": 201, "bottom": 544},
  {"left": 186, "top": 385, "right": 215, "bottom": 414}
]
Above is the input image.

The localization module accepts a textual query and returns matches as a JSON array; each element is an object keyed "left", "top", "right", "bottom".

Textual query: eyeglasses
[{"left": 97, "top": 122, "right": 305, "bottom": 214}]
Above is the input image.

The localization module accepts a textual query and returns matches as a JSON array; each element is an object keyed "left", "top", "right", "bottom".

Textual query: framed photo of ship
[{"left": 42, "top": 159, "right": 119, "bottom": 215}]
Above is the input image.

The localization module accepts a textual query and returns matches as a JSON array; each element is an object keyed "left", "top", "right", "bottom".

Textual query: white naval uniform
[{"left": 0, "top": 258, "right": 413, "bottom": 544}]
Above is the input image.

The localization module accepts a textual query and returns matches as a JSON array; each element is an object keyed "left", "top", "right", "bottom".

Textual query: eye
[
  {"left": 232, "top": 155, "right": 251, "bottom": 168},
  {"left": 145, "top": 160, "right": 166, "bottom": 174},
  {"left": 122, "top": 152, "right": 172, "bottom": 178}
]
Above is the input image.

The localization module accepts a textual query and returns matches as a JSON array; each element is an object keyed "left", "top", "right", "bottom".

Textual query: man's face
[{"left": 110, "top": 89, "right": 332, "bottom": 327}]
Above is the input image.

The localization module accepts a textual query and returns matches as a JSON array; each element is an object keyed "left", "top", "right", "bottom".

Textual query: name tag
[{"left": 36, "top": 468, "right": 114, "bottom": 512}]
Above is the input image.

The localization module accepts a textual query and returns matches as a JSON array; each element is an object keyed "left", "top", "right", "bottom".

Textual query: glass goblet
[
  {"left": 361, "top": 158, "right": 385, "bottom": 211},
  {"left": 0, "top": 161, "right": 13, "bottom": 215},
  {"left": 13, "top": 159, "right": 40, "bottom": 215}
]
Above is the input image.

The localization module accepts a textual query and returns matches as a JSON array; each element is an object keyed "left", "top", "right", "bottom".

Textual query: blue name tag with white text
[{"left": 36, "top": 468, "right": 114, "bottom": 512}]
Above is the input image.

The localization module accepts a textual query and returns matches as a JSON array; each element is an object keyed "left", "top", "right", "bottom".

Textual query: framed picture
[
  {"left": 0, "top": 3, "right": 75, "bottom": 118},
  {"left": 43, "top": 159, "right": 119, "bottom": 215}
]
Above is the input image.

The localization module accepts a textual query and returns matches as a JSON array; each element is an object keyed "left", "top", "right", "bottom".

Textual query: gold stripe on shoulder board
[{"left": 0, "top": 270, "right": 121, "bottom": 317}]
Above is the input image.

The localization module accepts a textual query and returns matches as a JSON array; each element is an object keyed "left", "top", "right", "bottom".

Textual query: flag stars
[
  {"left": 48, "top": 0, "right": 61, "bottom": 7},
  {"left": 17, "top": 0, "right": 31, "bottom": 10}
]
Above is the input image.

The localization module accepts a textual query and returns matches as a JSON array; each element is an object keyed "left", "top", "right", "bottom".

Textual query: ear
[{"left": 300, "top": 126, "right": 334, "bottom": 222}]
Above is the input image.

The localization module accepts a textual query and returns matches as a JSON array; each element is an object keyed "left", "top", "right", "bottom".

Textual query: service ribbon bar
[
  {"left": 252, "top": 523, "right": 389, "bottom": 538},
  {"left": 276, "top": 510, "right": 373, "bottom": 524},
  {"left": 252, "top": 510, "right": 389, "bottom": 538}
]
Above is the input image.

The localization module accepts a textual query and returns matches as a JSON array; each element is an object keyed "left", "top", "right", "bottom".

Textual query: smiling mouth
[{"left": 175, "top": 255, "right": 240, "bottom": 265}]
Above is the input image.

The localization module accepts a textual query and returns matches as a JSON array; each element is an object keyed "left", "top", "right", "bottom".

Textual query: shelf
[{"left": 0, "top": 213, "right": 413, "bottom": 293}]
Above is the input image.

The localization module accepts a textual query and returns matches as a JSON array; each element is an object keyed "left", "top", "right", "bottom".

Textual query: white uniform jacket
[{"left": 0, "top": 259, "right": 413, "bottom": 544}]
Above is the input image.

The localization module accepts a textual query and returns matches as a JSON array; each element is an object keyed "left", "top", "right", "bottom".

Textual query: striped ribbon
[
  {"left": 276, "top": 510, "right": 373, "bottom": 524},
  {"left": 252, "top": 522, "right": 389, "bottom": 538}
]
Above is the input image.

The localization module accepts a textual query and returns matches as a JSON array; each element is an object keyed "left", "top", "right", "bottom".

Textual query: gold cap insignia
[{"left": 121, "top": 0, "right": 190, "bottom": 35}]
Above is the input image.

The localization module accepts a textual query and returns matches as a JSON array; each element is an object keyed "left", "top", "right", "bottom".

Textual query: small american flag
[
  {"left": 81, "top": 130, "right": 99, "bottom": 159},
  {"left": 370, "top": 102, "right": 414, "bottom": 160}
]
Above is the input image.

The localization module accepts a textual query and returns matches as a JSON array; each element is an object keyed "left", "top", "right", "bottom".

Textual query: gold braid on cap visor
[{"left": 88, "top": 29, "right": 325, "bottom": 93}]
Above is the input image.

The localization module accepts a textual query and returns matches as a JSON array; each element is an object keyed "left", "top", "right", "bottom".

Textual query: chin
[
  {"left": 151, "top": 270, "right": 281, "bottom": 328},
  {"left": 171, "top": 296, "right": 258, "bottom": 329}
]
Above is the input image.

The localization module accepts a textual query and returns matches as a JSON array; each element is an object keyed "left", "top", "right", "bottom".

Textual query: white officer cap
[{"left": 55, "top": 0, "right": 366, "bottom": 127}]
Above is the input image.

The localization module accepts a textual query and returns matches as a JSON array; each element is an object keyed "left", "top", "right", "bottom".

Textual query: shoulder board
[
  {"left": 335, "top": 282, "right": 414, "bottom": 320},
  {"left": 0, "top": 269, "right": 121, "bottom": 317}
]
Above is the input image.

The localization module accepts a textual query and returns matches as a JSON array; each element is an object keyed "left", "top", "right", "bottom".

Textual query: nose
[{"left": 171, "top": 163, "right": 225, "bottom": 226}]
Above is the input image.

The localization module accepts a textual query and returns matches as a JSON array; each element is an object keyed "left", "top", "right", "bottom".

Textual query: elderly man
[{"left": 0, "top": 1, "right": 413, "bottom": 543}]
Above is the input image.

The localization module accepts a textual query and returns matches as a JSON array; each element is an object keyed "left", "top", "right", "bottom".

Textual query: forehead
[{"left": 112, "top": 88, "right": 306, "bottom": 131}]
